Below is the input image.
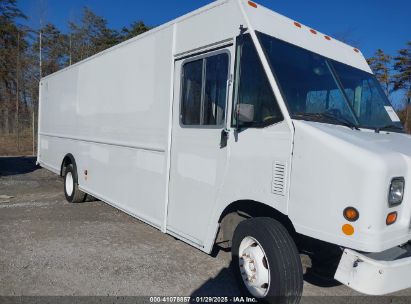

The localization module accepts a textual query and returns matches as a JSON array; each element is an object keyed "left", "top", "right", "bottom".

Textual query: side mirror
[{"left": 237, "top": 103, "right": 254, "bottom": 123}]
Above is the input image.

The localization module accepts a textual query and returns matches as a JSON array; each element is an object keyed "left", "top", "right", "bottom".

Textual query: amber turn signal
[
  {"left": 343, "top": 207, "right": 359, "bottom": 222},
  {"left": 342, "top": 224, "right": 354, "bottom": 236},
  {"left": 386, "top": 212, "right": 397, "bottom": 225}
]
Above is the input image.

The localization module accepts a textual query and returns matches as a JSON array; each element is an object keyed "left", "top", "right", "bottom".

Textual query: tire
[
  {"left": 232, "top": 217, "right": 303, "bottom": 304},
  {"left": 64, "top": 164, "right": 86, "bottom": 203}
]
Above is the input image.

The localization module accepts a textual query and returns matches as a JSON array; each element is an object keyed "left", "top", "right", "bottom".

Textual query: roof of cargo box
[{"left": 41, "top": 0, "right": 371, "bottom": 81}]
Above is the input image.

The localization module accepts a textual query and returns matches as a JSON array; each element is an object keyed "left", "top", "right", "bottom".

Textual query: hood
[
  {"left": 293, "top": 120, "right": 411, "bottom": 159},
  {"left": 289, "top": 120, "right": 411, "bottom": 253}
]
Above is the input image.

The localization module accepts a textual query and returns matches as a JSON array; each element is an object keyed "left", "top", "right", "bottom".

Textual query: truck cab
[{"left": 209, "top": 1, "right": 411, "bottom": 300}]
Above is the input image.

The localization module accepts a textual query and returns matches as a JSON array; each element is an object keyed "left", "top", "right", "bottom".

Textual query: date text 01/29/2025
[{"left": 149, "top": 297, "right": 258, "bottom": 303}]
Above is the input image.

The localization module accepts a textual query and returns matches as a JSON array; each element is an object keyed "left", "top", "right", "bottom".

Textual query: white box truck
[{"left": 37, "top": 0, "right": 411, "bottom": 302}]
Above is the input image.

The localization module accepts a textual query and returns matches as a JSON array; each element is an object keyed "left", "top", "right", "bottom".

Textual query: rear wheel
[
  {"left": 232, "top": 217, "right": 303, "bottom": 304},
  {"left": 64, "top": 164, "right": 86, "bottom": 203}
]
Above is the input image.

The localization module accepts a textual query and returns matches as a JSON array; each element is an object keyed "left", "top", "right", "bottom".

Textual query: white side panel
[
  {"left": 39, "top": 26, "right": 175, "bottom": 228},
  {"left": 203, "top": 122, "right": 293, "bottom": 252},
  {"left": 41, "top": 29, "right": 172, "bottom": 149},
  {"left": 78, "top": 141, "right": 166, "bottom": 228},
  {"left": 220, "top": 123, "right": 292, "bottom": 214}
]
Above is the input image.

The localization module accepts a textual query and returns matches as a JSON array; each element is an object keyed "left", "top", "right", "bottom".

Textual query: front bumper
[{"left": 335, "top": 243, "right": 411, "bottom": 295}]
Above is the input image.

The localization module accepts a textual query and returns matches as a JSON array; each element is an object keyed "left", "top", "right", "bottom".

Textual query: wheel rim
[
  {"left": 238, "top": 236, "right": 270, "bottom": 298},
  {"left": 65, "top": 172, "right": 74, "bottom": 197}
]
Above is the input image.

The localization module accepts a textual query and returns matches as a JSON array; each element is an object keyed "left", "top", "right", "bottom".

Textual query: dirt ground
[
  {"left": 0, "top": 157, "right": 410, "bottom": 303},
  {"left": 0, "top": 134, "right": 36, "bottom": 156}
]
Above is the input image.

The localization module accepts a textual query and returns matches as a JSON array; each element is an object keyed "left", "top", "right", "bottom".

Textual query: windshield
[{"left": 257, "top": 31, "right": 404, "bottom": 131}]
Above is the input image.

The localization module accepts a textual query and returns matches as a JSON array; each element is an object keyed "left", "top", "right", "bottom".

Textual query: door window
[
  {"left": 181, "top": 59, "right": 203, "bottom": 125},
  {"left": 232, "top": 34, "right": 283, "bottom": 128},
  {"left": 180, "top": 52, "right": 229, "bottom": 127}
]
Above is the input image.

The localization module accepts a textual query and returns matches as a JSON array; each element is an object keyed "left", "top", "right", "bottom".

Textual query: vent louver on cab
[{"left": 272, "top": 161, "right": 287, "bottom": 196}]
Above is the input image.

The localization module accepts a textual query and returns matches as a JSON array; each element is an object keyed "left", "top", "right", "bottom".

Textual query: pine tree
[
  {"left": 33, "top": 23, "right": 68, "bottom": 77},
  {"left": 367, "top": 49, "right": 393, "bottom": 100},
  {"left": 0, "top": 0, "right": 26, "bottom": 86},
  {"left": 394, "top": 42, "right": 411, "bottom": 104},
  {"left": 0, "top": 0, "right": 27, "bottom": 135},
  {"left": 393, "top": 41, "right": 411, "bottom": 132},
  {"left": 69, "top": 7, "right": 120, "bottom": 64},
  {"left": 120, "top": 21, "right": 150, "bottom": 41}
]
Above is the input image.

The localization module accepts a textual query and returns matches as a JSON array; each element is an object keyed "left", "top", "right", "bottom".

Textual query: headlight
[{"left": 388, "top": 177, "right": 405, "bottom": 207}]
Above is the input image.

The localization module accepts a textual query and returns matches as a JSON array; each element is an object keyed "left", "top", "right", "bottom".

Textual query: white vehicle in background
[{"left": 37, "top": 0, "right": 411, "bottom": 302}]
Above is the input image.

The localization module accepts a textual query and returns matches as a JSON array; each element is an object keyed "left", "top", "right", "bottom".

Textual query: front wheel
[
  {"left": 64, "top": 164, "right": 86, "bottom": 203},
  {"left": 232, "top": 217, "right": 303, "bottom": 304}
]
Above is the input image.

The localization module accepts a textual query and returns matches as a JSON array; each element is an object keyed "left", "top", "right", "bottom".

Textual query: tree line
[
  {"left": 0, "top": 0, "right": 410, "bottom": 154},
  {"left": 367, "top": 45, "right": 411, "bottom": 131},
  {"left": 0, "top": 0, "right": 150, "bottom": 154}
]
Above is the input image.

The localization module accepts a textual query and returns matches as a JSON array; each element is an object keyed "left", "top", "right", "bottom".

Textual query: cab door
[{"left": 167, "top": 47, "right": 232, "bottom": 247}]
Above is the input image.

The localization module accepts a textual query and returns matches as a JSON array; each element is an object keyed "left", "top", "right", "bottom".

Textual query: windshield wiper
[
  {"left": 292, "top": 112, "right": 360, "bottom": 130},
  {"left": 375, "top": 124, "right": 405, "bottom": 133}
]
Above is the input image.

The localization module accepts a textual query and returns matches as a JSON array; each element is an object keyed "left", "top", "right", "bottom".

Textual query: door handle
[{"left": 220, "top": 129, "right": 229, "bottom": 148}]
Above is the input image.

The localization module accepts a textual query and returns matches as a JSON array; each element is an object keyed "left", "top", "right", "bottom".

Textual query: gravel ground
[{"left": 0, "top": 156, "right": 410, "bottom": 303}]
